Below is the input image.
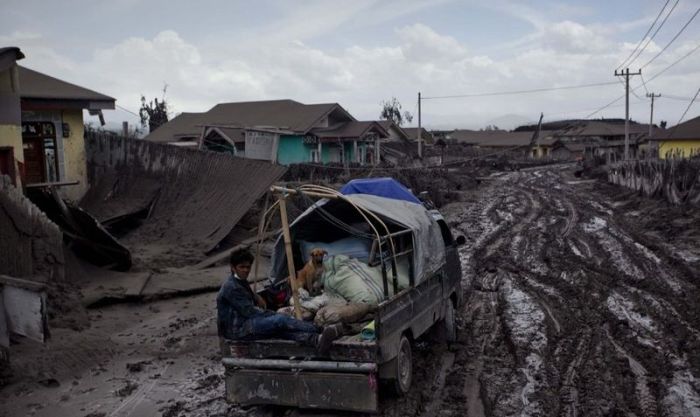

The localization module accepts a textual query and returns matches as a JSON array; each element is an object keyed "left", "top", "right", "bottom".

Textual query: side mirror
[{"left": 455, "top": 235, "right": 466, "bottom": 246}]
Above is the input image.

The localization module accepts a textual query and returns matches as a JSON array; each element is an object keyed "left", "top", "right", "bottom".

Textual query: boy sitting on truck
[{"left": 217, "top": 248, "right": 340, "bottom": 353}]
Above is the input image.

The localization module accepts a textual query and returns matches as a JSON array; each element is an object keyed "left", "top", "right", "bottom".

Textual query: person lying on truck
[{"left": 216, "top": 248, "right": 341, "bottom": 353}]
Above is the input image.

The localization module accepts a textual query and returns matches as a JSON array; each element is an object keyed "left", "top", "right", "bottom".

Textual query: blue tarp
[{"left": 340, "top": 177, "right": 421, "bottom": 204}]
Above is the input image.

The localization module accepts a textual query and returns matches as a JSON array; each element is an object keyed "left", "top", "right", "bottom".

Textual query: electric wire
[
  {"left": 641, "top": 5, "right": 700, "bottom": 69},
  {"left": 626, "top": 0, "right": 680, "bottom": 68},
  {"left": 617, "top": 0, "right": 671, "bottom": 70},
  {"left": 421, "top": 81, "right": 618, "bottom": 100},
  {"left": 663, "top": 94, "right": 697, "bottom": 101},
  {"left": 585, "top": 41, "right": 700, "bottom": 119},
  {"left": 640, "top": 73, "right": 651, "bottom": 95},
  {"left": 674, "top": 87, "right": 700, "bottom": 126},
  {"left": 664, "top": 86, "right": 700, "bottom": 141},
  {"left": 116, "top": 104, "right": 140, "bottom": 117}
]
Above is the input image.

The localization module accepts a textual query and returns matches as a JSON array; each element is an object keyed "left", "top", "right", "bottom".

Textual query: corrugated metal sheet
[{"left": 81, "top": 133, "right": 287, "bottom": 266}]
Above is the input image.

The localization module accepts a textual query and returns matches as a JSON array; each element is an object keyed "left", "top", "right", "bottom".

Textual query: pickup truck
[{"left": 221, "top": 179, "right": 464, "bottom": 413}]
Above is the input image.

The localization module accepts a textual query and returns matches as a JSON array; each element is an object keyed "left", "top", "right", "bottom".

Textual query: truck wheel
[
  {"left": 391, "top": 335, "right": 412, "bottom": 396},
  {"left": 445, "top": 299, "right": 457, "bottom": 343}
]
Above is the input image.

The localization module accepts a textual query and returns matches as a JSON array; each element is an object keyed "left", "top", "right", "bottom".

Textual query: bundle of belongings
[
  {"left": 277, "top": 254, "right": 410, "bottom": 335},
  {"left": 271, "top": 178, "right": 447, "bottom": 339}
]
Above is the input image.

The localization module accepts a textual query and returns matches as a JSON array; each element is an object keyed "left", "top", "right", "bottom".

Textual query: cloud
[
  {"left": 396, "top": 23, "right": 468, "bottom": 63},
  {"left": 7, "top": 13, "right": 700, "bottom": 132},
  {"left": 542, "top": 20, "right": 611, "bottom": 53}
]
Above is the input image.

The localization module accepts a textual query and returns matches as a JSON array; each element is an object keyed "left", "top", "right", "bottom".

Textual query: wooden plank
[
  {"left": 24, "top": 180, "right": 80, "bottom": 188},
  {"left": 2, "top": 285, "right": 48, "bottom": 343},
  {"left": 279, "top": 197, "right": 301, "bottom": 320},
  {"left": 0, "top": 275, "right": 46, "bottom": 292}
]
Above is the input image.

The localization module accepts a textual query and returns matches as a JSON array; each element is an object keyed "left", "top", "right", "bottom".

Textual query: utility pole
[
  {"left": 614, "top": 68, "right": 641, "bottom": 160},
  {"left": 417, "top": 92, "right": 422, "bottom": 159},
  {"left": 646, "top": 92, "right": 661, "bottom": 139}
]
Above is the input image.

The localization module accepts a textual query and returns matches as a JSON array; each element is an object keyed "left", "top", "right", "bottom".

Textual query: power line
[
  {"left": 421, "top": 81, "right": 618, "bottom": 100},
  {"left": 645, "top": 42, "right": 700, "bottom": 84},
  {"left": 585, "top": 41, "right": 700, "bottom": 119},
  {"left": 641, "top": 5, "right": 700, "bottom": 69},
  {"left": 640, "top": 72, "right": 651, "bottom": 94},
  {"left": 663, "top": 93, "right": 697, "bottom": 101},
  {"left": 625, "top": 0, "right": 680, "bottom": 68},
  {"left": 116, "top": 104, "right": 140, "bottom": 118},
  {"left": 616, "top": 0, "right": 670, "bottom": 70},
  {"left": 665, "top": 86, "right": 700, "bottom": 142},
  {"left": 675, "top": 87, "right": 700, "bottom": 126}
]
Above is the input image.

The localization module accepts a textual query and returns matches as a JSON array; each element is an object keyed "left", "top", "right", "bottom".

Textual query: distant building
[
  {"left": 144, "top": 99, "right": 389, "bottom": 165},
  {"left": 648, "top": 115, "right": 700, "bottom": 159}
]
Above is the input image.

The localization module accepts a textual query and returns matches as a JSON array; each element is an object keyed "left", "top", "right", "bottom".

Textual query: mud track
[{"left": 394, "top": 165, "right": 700, "bottom": 417}]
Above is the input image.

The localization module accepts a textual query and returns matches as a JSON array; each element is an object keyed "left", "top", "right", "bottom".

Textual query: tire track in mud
[{"left": 426, "top": 166, "right": 700, "bottom": 417}]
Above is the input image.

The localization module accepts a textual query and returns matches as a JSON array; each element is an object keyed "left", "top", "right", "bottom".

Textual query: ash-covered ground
[{"left": 2, "top": 164, "right": 699, "bottom": 417}]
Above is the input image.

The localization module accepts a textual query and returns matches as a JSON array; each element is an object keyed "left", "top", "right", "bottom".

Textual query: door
[
  {"left": 22, "top": 122, "right": 57, "bottom": 184},
  {"left": 22, "top": 138, "right": 45, "bottom": 184}
]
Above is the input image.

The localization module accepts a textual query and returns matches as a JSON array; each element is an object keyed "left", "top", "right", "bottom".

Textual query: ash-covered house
[
  {"left": 144, "top": 99, "right": 389, "bottom": 165},
  {"left": 648, "top": 115, "right": 700, "bottom": 159},
  {"left": 528, "top": 120, "right": 659, "bottom": 161},
  {"left": 0, "top": 47, "right": 115, "bottom": 200}
]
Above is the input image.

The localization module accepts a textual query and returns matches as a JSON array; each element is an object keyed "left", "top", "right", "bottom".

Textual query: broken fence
[{"left": 608, "top": 158, "right": 700, "bottom": 207}]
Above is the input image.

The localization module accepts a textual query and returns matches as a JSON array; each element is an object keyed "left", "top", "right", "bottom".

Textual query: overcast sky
[{"left": 2, "top": 0, "right": 700, "bottom": 131}]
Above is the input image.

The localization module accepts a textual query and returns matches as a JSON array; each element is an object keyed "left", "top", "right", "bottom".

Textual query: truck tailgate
[{"left": 224, "top": 359, "right": 378, "bottom": 413}]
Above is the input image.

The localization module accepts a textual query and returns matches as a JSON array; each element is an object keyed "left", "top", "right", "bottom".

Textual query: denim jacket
[{"left": 216, "top": 274, "right": 270, "bottom": 339}]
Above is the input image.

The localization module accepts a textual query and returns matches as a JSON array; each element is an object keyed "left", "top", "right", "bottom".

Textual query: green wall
[
  {"left": 277, "top": 135, "right": 310, "bottom": 165},
  {"left": 276, "top": 136, "right": 360, "bottom": 165}
]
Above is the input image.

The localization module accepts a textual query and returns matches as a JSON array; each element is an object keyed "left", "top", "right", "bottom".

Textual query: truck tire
[
  {"left": 391, "top": 335, "right": 412, "bottom": 396},
  {"left": 445, "top": 298, "right": 457, "bottom": 343}
]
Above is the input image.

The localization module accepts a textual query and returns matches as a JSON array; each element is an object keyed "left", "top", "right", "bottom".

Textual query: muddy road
[
  {"left": 410, "top": 165, "right": 700, "bottom": 417},
  {"left": 2, "top": 165, "right": 700, "bottom": 417}
]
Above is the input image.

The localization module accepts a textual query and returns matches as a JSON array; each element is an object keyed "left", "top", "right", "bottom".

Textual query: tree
[
  {"left": 140, "top": 84, "right": 169, "bottom": 133},
  {"left": 660, "top": 120, "right": 667, "bottom": 129},
  {"left": 380, "top": 97, "right": 413, "bottom": 126}
]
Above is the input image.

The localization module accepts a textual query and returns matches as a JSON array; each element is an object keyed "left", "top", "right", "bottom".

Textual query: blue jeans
[{"left": 242, "top": 313, "right": 319, "bottom": 345}]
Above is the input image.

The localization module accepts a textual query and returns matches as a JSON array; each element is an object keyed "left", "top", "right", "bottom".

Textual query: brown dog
[{"left": 294, "top": 248, "right": 327, "bottom": 295}]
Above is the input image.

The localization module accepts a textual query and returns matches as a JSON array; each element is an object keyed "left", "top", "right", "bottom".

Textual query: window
[{"left": 310, "top": 149, "right": 320, "bottom": 163}]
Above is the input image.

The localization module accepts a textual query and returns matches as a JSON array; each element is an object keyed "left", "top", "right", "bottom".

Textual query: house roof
[
  {"left": 401, "top": 127, "right": 434, "bottom": 143},
  {"left": 18, "top": 66, "right": 115, "bottom": 108},
  {"left": 0, "top": 47, "right": 24, "bottom": 72},
  {"left": 206, "top": 99, "right": 354, "bottom": 133},
  {"left": 144, "top": 99, "right": 356, "bottom": 143},
  {"left": 446, "top": 129, "right": 484, "bottom": 144},
  {"left": 553, "top": 120, "right": 652, "bottom": 137},
  {"left": 650, "top": 115, "right": 700, "bottom": 141},
  {"left": 377, "top": 120, "right": 410, "bottom": 141},
  {"left": 144, "top": 112, "right": 208, "bottom": 143},
  {"left": 312, "top": 120, "right": 389, "bottom": 139}
]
